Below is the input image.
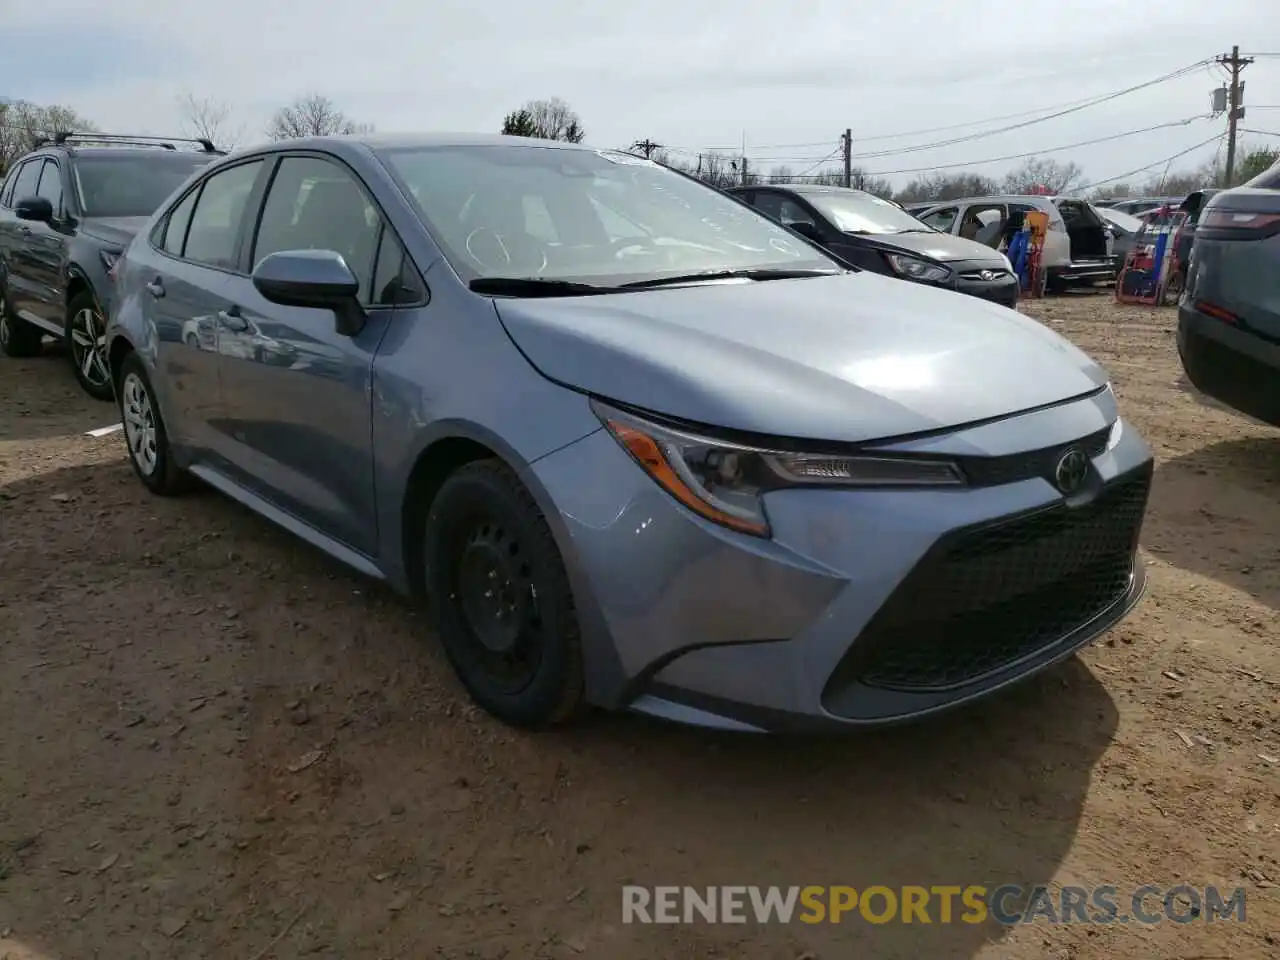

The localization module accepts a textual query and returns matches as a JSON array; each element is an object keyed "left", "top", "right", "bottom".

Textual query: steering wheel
[{"left": 465, "top": 227, "right": 548, "bottom": 276}]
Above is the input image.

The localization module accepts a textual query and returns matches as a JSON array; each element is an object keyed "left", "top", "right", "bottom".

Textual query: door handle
[
  {"left": 218, "top": 306, "right": 248, "bottom": 332},
  {"left": 145, "top": 278, "right": 165, "bottom": 298}
]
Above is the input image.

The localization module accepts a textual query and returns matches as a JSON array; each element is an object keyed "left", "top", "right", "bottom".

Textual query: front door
[
  {"left": 214, "top": 153, "right": 405, "bottom": 556},
  {"left": 3, "top": 160, "right": 54, "bottom": 326},
  {"left": 26, "top": 160, "right": 71, "bottom": 328}
]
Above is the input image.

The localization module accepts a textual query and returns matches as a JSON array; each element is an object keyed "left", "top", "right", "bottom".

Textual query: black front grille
[
  {"left": 958, "top": 426, "right": 1111, "bottom": 488},
  {"left": 827, "top": 465, "right": 1151, "bottom": 694}
]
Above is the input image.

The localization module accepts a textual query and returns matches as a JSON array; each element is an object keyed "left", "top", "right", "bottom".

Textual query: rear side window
[
  {"left": 9, "top": 161, "right": 42, "bottom": 203},
  {"left": 183, "top": 161, "right": 264, "bottom": 270},
  {"left": 36, "top": 160, "right": 63, "bottom": 213},
  {"left": 161, "top": 188, "right": 200, "bottom": 256}
]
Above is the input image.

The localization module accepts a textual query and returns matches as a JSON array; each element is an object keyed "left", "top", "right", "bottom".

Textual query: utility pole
[
  {"left": 1217, "top": 45, "right": 1253, "bottom": 186},
  {"left": 740, "top": 154, "right": 748, "bottom": 185},
  {"left": 842, "top": 128, "right": 852, "bottom": 188},
  {"left": 632, "top": 138, "right": 661, "bottom": 158}
]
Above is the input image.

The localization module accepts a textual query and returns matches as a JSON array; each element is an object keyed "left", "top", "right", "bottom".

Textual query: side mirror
[
  {"left": 251, "top": 249, "right": 366, "bottom": 336},
  {"left": 787, "top": 220, "right": 822, "bottom": 242},
  {"left": 15, "top": 196, "right": 53, "bottom": 223}
]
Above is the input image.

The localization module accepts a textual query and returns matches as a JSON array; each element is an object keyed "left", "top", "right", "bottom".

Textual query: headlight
[
  {"left": 884, "top": 253, "right": 951, "bottom": 284},
  {"left": 593, "top": 401, "right": 965, "bottom": 538},
  {"left": 1000, "top": 253, "right": 1014, "bottom": 272}
]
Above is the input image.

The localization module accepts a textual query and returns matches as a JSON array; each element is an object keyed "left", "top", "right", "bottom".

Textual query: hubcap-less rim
[
  {"left": 449, "top": 516, "right": 542, "bottom": 693},
  {"left": 121, "top": 373, "right": 158, "bottom": 476},
  {"left": 70, "top": 307, "right": 109, "bottom": 387}
]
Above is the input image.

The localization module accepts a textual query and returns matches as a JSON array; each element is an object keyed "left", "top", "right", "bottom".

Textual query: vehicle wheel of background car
[
  {"left": 117, "top": 352, "right": 192, "bottom": 496},
  {"left": 422, "top": 459, "right": 585, "bottom": 729},
  {"left": 65, "top": 291, "right": 115, "bottom": 401},
  {"left": 0, "top": 289, "right": 45, "bottom": 358}
]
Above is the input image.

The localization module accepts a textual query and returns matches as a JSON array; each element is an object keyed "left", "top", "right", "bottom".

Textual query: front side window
[
  {"left": 72, "top": 153, "right": 214, "bottom": 218},
  {"left": 183, "top": 160, "right": 264, "bottom": 270},
  {"left": 379, "top": 145, "right": 834, "bottom": 285},
  {"left": 9, "top": 161, "right": 42, "bottom": 204},
  {"left": 754, "top": 192, "right": 816, "bottom": 228},
  {"left": 253, "top": 156, "right": 380, "bottom": 303},
  {"left": 921, "top": 206, "right": 958, "bottom": 233}
]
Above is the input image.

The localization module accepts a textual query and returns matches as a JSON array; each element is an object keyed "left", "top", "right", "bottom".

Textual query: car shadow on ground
[
  {"left": 1149, "top": 436, "right": 1280, "bottom": 610},
  {"left": 0, "top": 461, "right": 1119, "bottom": 959}
]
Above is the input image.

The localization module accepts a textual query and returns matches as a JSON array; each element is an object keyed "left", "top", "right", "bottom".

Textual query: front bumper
[
  {"left": 1178, "top": 300, "right": 1280, "bottom": 426},
  {"left": 533, "top": 390, "right": 1153, "bottom": 732},
  {"left": 953, "top": 273, "right": 1019, "bottom": 308}
]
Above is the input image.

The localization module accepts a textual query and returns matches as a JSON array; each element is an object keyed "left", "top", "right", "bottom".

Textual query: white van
[{"left": 913, "top": 195, "right": 1119, "bottom": 291}]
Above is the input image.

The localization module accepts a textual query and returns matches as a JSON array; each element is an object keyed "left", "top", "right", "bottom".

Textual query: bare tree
[
  {"left": 0, "top": 100, "right": 97, "bottom": 173},
  {"left": 895, "top": 172, "right": 999, "bottom": 203},
  {"left": 177, "top": 92, "right": 244, "bottom": 150},
  {"left": 1001, "top": 157, "right": 1084, "bottom": 195},
  {"left": 266, "top": 94, "right": 372, "bottom": 141},
  {"left": 502, "top": 98, "right": 584, "bottom": 143}
]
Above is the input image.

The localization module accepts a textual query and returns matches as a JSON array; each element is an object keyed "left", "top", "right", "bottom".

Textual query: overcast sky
[{"left": 3, "top": 0, "right": 1279, "bottom": 189}]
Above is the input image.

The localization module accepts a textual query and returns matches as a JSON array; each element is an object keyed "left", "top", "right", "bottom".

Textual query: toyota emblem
[{"left": 1053, "top": 447, "right": 1089, "bottom": 494}]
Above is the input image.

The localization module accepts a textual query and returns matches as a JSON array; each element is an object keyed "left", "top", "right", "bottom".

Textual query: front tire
[
  {"left": 0, "top": 290, "right": 44, "bottom": 358},
  {"left": 117, "top": 352, "right": 191, "bottom": 496},
  {"left": 423, "top": 459, "right": 585, "bottom": 728},
  {"left": 66, "top": 291, "right": 114, "bottom": 401}
]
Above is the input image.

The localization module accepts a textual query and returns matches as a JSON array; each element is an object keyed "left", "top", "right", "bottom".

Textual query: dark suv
[{"left": 0, "top": 133, "right": 221, "bottom": 399}]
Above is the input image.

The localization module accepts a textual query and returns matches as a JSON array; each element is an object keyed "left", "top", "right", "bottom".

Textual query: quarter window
[
  {"left": 183, "top": 160, "right": 264, "bottom": 270},
  {"left": 162, "top": 188, "right": 200, "bottom": 256}
]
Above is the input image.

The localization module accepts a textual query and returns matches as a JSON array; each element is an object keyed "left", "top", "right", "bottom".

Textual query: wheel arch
[{"left": 393, "top": 419, "right": 625, "bottom": 709}]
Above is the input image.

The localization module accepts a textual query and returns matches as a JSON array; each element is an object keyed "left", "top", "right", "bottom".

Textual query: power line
[
  {"left": 1240, "top": 128, "right": 1280, "bottom": 137},
  {"left": 690, "top": 57, "right": 1211, "bottom": 160},
  {"left": 1062, "top": 134, "right": 1225, "bottom": 194},
  {"left": 853, "top": 116, "right": 1209, "bottom": 177}
]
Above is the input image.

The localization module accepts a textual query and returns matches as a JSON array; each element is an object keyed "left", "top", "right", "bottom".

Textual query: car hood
[
  {"left": 78, "top": 216, "right": 149, "bottom": 247},
  {"left": 493, "top": 271, "right": 1108, "bottom": 444},
  {"left": 863, "top": 230, "right": 1005, "bottom": 264}
]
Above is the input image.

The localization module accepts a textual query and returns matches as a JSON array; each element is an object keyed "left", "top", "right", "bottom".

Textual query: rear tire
[
  {"left": 422, "top": 459, "right": 585, "bottom": 728},
  {"left": 117, "top": 352, "right": 192, "bottom": 496},
  {"left": 66, "top": 290, "right": 114, "bottom": 401},
  {"left": 0, "top": 290, "right": 44, "bottom": 358}
]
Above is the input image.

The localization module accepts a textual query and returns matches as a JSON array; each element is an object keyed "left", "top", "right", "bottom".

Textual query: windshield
[
  {"left": 379, "top": 144, "right": 837, "bottom": 284},
  {"left": 74, "top": 153, "right": 214, "bottom": 218},
  {"left": 804, "top": 191, "right": 933, "bottom": 235}
]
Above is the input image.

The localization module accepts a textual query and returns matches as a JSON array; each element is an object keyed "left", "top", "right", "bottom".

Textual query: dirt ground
[{"left": 1, "top": 291, "right": 1278, "bottom": 959}]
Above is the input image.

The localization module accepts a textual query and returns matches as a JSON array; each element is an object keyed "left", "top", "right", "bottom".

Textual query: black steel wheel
[{"left": 423, "top": 459, "right": 584, "bottom": 728}]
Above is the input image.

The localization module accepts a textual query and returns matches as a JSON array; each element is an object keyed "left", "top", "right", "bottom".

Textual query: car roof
[{"left": 248, "top": 132, "right": 599, "bottom": 154}]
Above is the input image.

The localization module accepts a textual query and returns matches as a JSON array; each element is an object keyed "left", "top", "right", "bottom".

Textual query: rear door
[
  {"left": 133, "top": 158, "right": 268, "bottom": 455},
  {"left": 27, "top": 159, "right": 71, "bottom": 328},
  {"left": 213, "top": 152, "right": 418, "bottom": 555}
]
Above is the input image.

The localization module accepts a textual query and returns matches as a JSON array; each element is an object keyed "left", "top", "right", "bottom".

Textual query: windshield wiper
[
  {"left": 469, "top": 277, "right": 617, "bottom": 297},
  {"left": 619, "top": 267, "right": 842, "bottom": 289}
]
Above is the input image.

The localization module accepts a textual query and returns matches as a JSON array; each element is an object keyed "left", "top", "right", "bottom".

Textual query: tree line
[{"left": 3, "top": 93, "right": 1275, "bottom": 205}]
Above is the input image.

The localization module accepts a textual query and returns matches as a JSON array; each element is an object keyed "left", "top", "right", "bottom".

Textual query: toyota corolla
[{"left": 104, "top": 134, "right": 1153, "bottom": 732}]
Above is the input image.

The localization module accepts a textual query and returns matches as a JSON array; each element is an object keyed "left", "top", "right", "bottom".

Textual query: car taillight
[{"left": 1200, "top": 210, "right": 1280, "bottom": 234}]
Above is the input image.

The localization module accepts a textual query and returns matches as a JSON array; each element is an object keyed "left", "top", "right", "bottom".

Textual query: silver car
[{"left": 104, "top": 134, "right": 1153, "bottom": 732}]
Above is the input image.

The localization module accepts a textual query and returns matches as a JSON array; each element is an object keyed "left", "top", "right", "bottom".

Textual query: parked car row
[
  {"left": 3, "top": 131, "right": 1158, "bottom": 734},
  {"left": 0, "top": 133, "right": 223, "bottom": 398}
]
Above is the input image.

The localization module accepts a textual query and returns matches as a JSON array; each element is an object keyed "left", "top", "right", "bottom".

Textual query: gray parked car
[
  {"left": 104, "top": 134, "right": 1154, "bottom": 732},
  {"left": 1177, "top": 160, "right": 1280, "bottom": 425}
]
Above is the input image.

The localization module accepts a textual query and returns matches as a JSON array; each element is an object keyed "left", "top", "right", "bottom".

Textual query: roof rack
[{"left": 37, "top": 132, "right": 223, "bottom": 154}]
